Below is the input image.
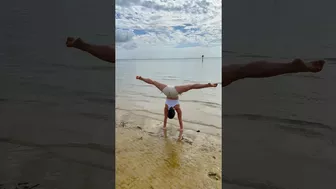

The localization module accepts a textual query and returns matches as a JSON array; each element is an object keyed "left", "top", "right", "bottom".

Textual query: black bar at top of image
[
  {"left": 222, "top": 0, "right": 335, "bottom": 189},
  {"left": 0, "top": 0, "right": 115, "bottom": 188}
]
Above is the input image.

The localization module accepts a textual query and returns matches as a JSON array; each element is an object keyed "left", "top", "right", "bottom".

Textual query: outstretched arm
[
  {"left": 175, "top": 106, "right": 184, "bottom": 131},
  {"left": 163, "top": 105, "right": 168, "bottom": 129},
  {"left": 66, "top": 37, "right": 115, "bottom": 63},
  {"left": 222, "top": 59, "right": 325, "bottom": 87}
]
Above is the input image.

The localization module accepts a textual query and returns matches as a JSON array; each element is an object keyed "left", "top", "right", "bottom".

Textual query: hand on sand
[
  {"left": 292, "top": 59, "right": 325, "bottom": 73},
  {"left": 208, "top": 83, "right": 218, "bottom": 87},
  {"left": 136, "top": 76, "right": 142, "bottom": 80},
  {"left": 177, "top": 130, "right": 183, "bottom": 141},
  {"left": 163, "top": 128, "right": 168, "bottom": 138},
  {"left": 66, "top": 37, "right": 84, "bottom": 48}
]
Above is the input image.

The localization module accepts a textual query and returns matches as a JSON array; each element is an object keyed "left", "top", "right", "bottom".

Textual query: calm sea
[
  {"left": 223, "top": 0, "right": 336, "bottom": 188},
  {"left": 116, "top": 58, "right": 222, "bottom": 136},
  {"left": 0, "top": 0, "right": 114, "bottom": 188}
]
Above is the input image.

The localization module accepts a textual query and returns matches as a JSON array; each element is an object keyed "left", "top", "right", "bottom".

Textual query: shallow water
[{"left": 116, "top": 58, "right": 222, "bottom": 136}]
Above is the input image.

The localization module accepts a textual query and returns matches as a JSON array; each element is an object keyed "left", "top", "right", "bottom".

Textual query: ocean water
[
  {"left": 0, "top": 0, "right": 115, "bottom": 188},
  {"left": 223, "top": 0, "right": 336, "bottom": 188},
  {"left": 116, "top": 58, "right": 222, "bottom": 136}
]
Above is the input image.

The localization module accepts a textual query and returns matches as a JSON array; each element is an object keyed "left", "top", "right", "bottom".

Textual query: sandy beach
[{"left": 115, "top": 109, "right": 222, "bottom": 189}]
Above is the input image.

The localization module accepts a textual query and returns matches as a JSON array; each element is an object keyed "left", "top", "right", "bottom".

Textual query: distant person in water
[
  {"left": 136, "top": 76, "right": 218, "bottom": 131},
  {"left": 222, "top": 59, "right": 325, "bottom": 87},
  {"left": 66, "top": 37, "right": 115, "bottom": 63},
  {"left": 65, "top": 38, "right": 325, "bottom": 86}
]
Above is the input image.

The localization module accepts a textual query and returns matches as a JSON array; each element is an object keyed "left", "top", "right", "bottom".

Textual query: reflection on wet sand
[
  {"left": 162, "top": 129, "right": 183, "bottom": 169},
  {"left": 116, "top": 126, "right": 221, "bottom": 189}
]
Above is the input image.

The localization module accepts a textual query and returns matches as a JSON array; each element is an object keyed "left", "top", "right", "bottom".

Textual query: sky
[{"left": 116, "top": 0, "right": 221, "bottom": 59}]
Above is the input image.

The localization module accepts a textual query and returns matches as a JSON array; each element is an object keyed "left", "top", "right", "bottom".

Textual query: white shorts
[{"left": 162, "top": 85, "right": 179, "bottom": 98}]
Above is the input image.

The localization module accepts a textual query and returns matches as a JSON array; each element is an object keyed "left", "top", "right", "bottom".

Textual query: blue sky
[{"left": 116, "top": 0, "right": 221, "bottom": 59}]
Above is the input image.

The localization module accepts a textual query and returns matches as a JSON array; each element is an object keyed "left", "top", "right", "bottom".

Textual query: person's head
[{"left": 167, "top": 107, "right": 175, "bottom": 119}]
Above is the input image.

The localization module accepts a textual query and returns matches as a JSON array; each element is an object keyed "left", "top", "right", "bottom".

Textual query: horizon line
[{"left": 116, "top": 57, "right": 221, "bottom": 61}]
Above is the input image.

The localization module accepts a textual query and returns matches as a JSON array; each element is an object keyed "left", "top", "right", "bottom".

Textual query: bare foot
[
  {"left": 66, "top": 37, "right": 85, "bottom": 48},
  {"left": 306, "top": 60, "right": 325, "bottom": 72},
  {"left": 208, "top": 83, "right": 218, "bottom": 87},
  {"left": 136, "top": 76, "right": 142, "bottom": 80},
  {"left": 292, "top": 59, "right": 325, "bottom": 73}
]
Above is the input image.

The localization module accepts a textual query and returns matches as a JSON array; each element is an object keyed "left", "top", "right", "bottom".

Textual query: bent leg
[
  {"left": 175, "top": 83, "right": 217, "bottom": 94},
  {"left": 137, "top": 76, "right": 167, "bottom": 91}
]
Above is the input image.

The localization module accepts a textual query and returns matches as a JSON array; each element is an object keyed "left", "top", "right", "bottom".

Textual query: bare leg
[
  {"left": 175, "top": 83, "right": 218, "bottom": 94},
  {"left": 136, "top": 76, "right": 167, "bottom": 91},
  {"left": 222, "top": 59, "right": 325, "bottom": 87},
  {"left": 66, "top": 37, "right": 115, "bottom": 63}
]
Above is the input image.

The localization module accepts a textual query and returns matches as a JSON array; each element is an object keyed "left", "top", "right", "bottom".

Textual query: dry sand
[{"left": 116, "top": 109, "right": 222, "bottom": 189}]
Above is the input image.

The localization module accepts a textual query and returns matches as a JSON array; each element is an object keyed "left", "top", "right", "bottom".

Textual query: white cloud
[
  {"left": 116, "top": 0, "right": 221, "bottom": 59},
  {"left": 116, "top": 29, "right": 135, "bottom": 43}
]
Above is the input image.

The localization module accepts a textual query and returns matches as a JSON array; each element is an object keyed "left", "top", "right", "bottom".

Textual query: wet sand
[
  {"left": 116, "top": 109, "right": 222, "bottom": 189},
  {"left": 0, "top": 105, "right": 114, "bottom": 189}
]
